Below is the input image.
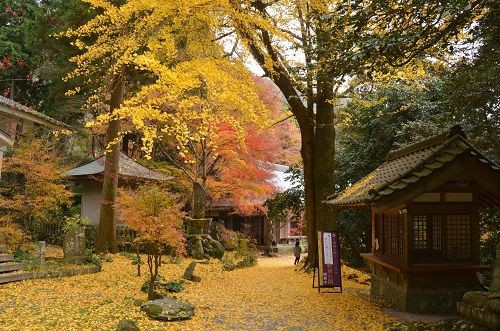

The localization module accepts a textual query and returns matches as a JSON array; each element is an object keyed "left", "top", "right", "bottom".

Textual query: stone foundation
[{"left": 370, "top": 263, "right": 477, "bottom": 314}]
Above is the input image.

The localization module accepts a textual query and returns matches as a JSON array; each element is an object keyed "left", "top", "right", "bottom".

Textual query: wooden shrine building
[
  {"left": 64, "top": 152, "right": 172, "bottom": 226},
  {"left": 325, "top": 126, "right": 500, "bottom": 314}
]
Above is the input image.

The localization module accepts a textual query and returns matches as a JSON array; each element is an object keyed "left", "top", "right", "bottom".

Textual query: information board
[{"left": 315, "top": 231, "right": 342, "bottom": 292}]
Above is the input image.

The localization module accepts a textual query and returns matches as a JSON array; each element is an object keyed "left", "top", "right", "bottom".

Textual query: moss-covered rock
[
  {"left": 140, "top": 298, "right": 195, "bottom": 321},
  {"left": 116, "top": 319, "right": 140, "bottom": 331}
]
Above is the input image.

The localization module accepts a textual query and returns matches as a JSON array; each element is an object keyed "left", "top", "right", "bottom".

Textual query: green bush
[
  {"left": 141, "top": 276, "right": 184, "bottom": 293},
  {"left": 222, "top": 252, "right": 257, "bottom": 271},
  {"left": 164, "top": 280, "right": 184, "bottom": 293},
  {"left": 221, "top": 258, "right": 235, "bottom": 271},
  {"left": 85, "top": 249, "right": 102, "bottom": 267},
  {"left": 236, "top": 253, "right": 257, "bottom": 268}
]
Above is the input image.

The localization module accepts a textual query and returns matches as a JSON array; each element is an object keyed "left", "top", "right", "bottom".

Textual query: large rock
[
  {"left": 141, "top": 298, "right": 194, "bottom": 321},
  {"left": 187, "top": 234, "right": 225, "bottom": 259}
]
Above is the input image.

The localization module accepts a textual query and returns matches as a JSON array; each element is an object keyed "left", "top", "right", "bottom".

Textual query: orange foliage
[
  {"left": 0, "top": 136, "right": 72, "bottom": 246},
  {"left": 115, "top": 185, "right": 185, "bottom": 256}
]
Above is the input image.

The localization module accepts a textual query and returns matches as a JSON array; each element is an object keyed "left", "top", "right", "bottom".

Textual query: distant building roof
[
  {"left": 63, "top": 152, "right": 172, "bottom": 181},
  {"left": 0, "top": 96, "right": 69, "bottom": 130},
  {"left": 325, "top": 126, "right": 500, "bottom": 207}
]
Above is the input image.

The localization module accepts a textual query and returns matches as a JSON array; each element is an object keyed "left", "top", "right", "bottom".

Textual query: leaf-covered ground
[{"left": 0, "top": 252, "right": 397, "bottom": 330}]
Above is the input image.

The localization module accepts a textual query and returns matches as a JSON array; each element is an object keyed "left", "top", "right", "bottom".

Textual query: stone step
[
  {"left": 0, "top": 245, "right": 7, "bottom": 254},
  {"left": 0, "top": 254, "right": 14, "bottom": 263},
  {"left": 0, "top": 271, "right": 33, "bottom": 284},
  {"left": 0, "top": 262, "right": 22, "bottom": 273}
]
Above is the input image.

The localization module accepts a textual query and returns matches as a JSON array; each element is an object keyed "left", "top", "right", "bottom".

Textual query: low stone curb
[
  {"left": 0, "top": 265, "right": 101, "bottom": 285},
  {"left": 31, "top": 265, "right": 101, "bottom": 279}
]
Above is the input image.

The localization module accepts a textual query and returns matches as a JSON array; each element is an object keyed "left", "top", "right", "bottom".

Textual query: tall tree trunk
[
  {"left": 95, "top": 74, "right": 123, "bottom": 253},
  {"left": 192, "top": 181, "right": 206, "bottom": 220},
  {"left": 308, "top": 19, "right": 337, "bottom": 267},
  {"left": 299, "top": 122, "right": 317, "bottom": 267}
]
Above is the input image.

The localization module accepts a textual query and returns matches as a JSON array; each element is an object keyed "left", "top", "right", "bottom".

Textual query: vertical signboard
[{"left": 315, "top": 231, "right": 342, "bottom": 292}]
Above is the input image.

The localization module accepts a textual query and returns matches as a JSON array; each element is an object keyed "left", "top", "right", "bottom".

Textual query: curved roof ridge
[{"left": 385, "top": 125, "right": 466, "bottom": 161}]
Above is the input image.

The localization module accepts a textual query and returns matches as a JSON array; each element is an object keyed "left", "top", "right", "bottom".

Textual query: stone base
[
  {"left": 457, "top": 301, "right": 500, "bottom": 329},
  {"left": 370, "top": 263, "right": 477, "bottom": 314}
]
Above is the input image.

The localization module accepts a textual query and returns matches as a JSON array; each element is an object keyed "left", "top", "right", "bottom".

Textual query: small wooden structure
[
  {"left": 64, "top": 152, "right": 172, "bottom": 226},
  {"left": 325, "top": 126, "right": 500, "bottom": 313}
]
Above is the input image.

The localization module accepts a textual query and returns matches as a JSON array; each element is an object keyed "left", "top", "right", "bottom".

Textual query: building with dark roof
[
  {"left": 0, "top": 96, "right": 69, "bottom": 178},
  {"left": 207, "top": 163, "right": 304, "bottom": 245},
  {"left": 64, "top": 152, "right": 172, "bottom": 226},
  {"left": 325, "top": 126, "right": 500, "bottom": 313}
]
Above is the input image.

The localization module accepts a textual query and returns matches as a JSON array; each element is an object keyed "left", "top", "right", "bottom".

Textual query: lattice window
[
  {"left": 381, "top": 214, "right": 405, "bottom": 261},
  {"left": 432, "top": 215, "right": 442, "bottom": 251},
  {"left": 446, "top": 214, "right": 471, "bottom": 262},
  {"left": 412, "top": 214, "right": 472, "bottom": 264},
  {"left": 413, "top": 215, "right": 427, "bottom": 249}
]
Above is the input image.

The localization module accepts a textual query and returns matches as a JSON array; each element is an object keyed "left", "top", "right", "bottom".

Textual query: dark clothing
[{"left": 294, "top": 256, "right": 300, "bottom": 265}]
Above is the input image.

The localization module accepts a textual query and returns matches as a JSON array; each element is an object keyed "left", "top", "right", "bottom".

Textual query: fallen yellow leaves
[{"left": 0, "top": 252, "right": 396, "bottom": 330}]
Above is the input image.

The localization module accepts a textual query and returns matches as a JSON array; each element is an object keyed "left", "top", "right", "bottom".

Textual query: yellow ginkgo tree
[{"left": 63, "top": 0, "right": 270, "bottom": 252}]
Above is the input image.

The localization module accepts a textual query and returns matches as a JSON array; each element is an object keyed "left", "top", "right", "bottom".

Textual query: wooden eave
[
  {"left": 0, "top": 97, "right": 69, "bottom": 131},
  {"left": 326, "top": 127, "right": 500, "bottom": 211},
  {"left": 373, "top": 154, "right": 500, "bottom": 212}
]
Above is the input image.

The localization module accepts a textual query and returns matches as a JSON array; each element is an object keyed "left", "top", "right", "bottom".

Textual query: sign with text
[{"left": 317, "top": 231, "right": 342, "bottom": 288}]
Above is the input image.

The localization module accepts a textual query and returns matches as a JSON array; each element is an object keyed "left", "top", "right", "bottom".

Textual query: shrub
[
  {"left": 141, "top": 276, "right": 184, "bottom": 293},
  {"left": 236, "top": 253, "right": 257, "bottom": 268}
]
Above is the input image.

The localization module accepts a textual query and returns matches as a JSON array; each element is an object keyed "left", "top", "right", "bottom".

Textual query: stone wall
[{"left": 370, "top": 263, "right": 477, "bottom": 314}]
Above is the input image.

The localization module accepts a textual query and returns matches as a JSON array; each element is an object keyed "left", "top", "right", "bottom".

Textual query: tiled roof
[
  {"left": 0, "top": 96, "right": 69, "bottom": 130},
  {"left": 325, "top": 126, "right": 500, "bottom": 207},
  {"left": 63, "top": 152, "right": 172, "bottom": 181}
]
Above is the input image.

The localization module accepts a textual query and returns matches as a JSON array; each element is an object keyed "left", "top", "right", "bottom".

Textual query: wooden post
[{"left": 38, "top": 241, "right": 46, "bottom": 265}]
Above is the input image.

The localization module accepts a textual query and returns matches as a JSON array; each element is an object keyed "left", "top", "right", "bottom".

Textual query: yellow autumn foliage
[
  {"left": 63, "top": 0, "right": 271, "bottom": 160},
  {"left": 0, "top": 252, "right": 397, "bottom": 330}
]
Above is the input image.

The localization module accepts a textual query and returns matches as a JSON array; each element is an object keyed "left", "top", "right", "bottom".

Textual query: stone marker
[
  {"left": 63, "top": 227, "right": 86, "bottom": 262},
  {"left": 183, "top": 262, "right": 197, "bottom": 281},
  {"left": 141, "top": 298, "right": 195, "bottom": 321},
  {"left": 38, "top": 241, "right": 46, "bottom": 264}
]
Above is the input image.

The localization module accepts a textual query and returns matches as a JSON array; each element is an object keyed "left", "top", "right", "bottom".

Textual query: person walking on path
[{"left": 294, "top": 240, "right": 302, "bottom": 265}]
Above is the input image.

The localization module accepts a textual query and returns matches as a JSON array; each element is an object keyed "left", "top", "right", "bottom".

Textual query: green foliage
[
  {"left": 13, "top": 247, "right": 32, "bottom": 261},
  {"left": 221, "top": 258, "right": 235, "bottom": 271},
  {"left": 479, "top": 209, "right": 500, "bottom": 266},
  {"left": 235, "top": 253, "right": 257, "bottom": 269},
  {"left": 222, "top": 252, "right": 257, "bottom": 271},
  {"left": 85, "top": 249, "right": 102, "bottom": 267},
  {"left": 140, "top": 276, "right": 184, "bottom": 293},
  {"left": 164, "top": 280, "right": 184, "bottom": 293},
  {"left": 336, "top": 210, "right": 372, "bottom": 267},
  {"left": 62, "top": 214, "right": 89, "bottom": 233},
  {"left": 265, "top": 168, "right": 304, "bottom": 226},
  {"left": 217, "top": 225, "right": 258, "bottom": 254}
]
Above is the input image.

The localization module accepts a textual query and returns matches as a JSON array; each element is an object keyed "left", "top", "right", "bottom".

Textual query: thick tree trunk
[
  {"left": 95, "top": 74, "right": 123, "bottom": 253},
  {"left": 299, "top": 122, "right": 318, "bottom": 268},
  {"left": 192, "top": 181, "right": 206, "bottom": 220}
]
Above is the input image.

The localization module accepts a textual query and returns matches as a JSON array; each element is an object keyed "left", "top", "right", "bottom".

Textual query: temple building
[
  {"left": 325, "top": 126, "right": 500, "bottom": 313},
  {"left": 0, "top": 96, "right": 68, "bottom": 177},
  {"left": 64, "top": 152, "right": 172, "bottom": 225},
  {"left": 207, "top": 164, "right": 303, "bottom": 245}
]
